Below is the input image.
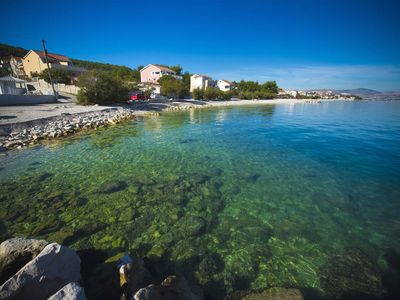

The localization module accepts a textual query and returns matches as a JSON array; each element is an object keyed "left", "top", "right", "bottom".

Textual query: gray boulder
[
  {"left": 47, "top": 282, "right": 87, "bottom": 300},
  {"left": 0, "top": 243, "right": 81, "bottom": 300},
  {"left": 0, "top": 237, "right": 48, "bottom": 285}
]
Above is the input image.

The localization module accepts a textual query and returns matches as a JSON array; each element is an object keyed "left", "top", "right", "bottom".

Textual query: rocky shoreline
[
  {"left": 0, "top": 237, "right": 305, "bottom": 300},
  {"left": 0, "top": 108, "right": 139, "bottom": 151}
]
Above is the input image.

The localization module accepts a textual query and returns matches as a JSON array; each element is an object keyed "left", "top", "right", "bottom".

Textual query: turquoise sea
[{"left": 1, "top": 100, "right": 400, "bottom": 299}]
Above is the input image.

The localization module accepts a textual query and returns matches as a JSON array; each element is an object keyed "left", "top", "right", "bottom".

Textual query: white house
[
  {"left": 217, "top": 79, "right": 234, "bottom": 91},
  {"left": 0, "top": 76, "right": 27, "bottom": 95},
  {"left": 190, "top": 74, "right": 216, "bottom": 92}
]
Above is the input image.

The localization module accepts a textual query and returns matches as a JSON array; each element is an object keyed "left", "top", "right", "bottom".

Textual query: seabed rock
[
  {"left": 227, "top": 287, "right": 304, "bottom": 300},
  {"left": 178, "top": 215, "right": 206, "bottom": 237},
  {"left": 133, "top": 275, "right": 201, "bottom": 300},
  {"left": 318, "top": 247, "right": 383, "bottom": 298},
  {"left": 97, "top": 180, "right": 128, "bottom": 194}
]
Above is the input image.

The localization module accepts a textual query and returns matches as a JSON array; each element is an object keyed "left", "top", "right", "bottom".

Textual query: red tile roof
[
  {"left": 33, "top": 50, "right": 72, "bottom": 63},
  {"left": 152, "top": 64, "right": 176, "bottom": 73},
  {"left": 140, "top": 64, "right": 177, "bottom": 74}
]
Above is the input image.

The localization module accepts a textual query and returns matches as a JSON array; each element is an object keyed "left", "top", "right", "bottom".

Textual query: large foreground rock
[
  {"left": 0, "top": 243, "right": 81, "bottom": 300},
  {"left": 0, "top": 237, "right": 48, "bottom": 285},
  {"left": 47, "top": 282, "right": 87, "bottom": 300}
]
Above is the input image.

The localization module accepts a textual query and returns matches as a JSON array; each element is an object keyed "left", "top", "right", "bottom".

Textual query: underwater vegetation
[{"left": 1, "top": 102, "right": 400, "bottom": 299}]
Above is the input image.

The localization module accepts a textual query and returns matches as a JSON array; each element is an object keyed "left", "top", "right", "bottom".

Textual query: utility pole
[{"left": 41, "top": 39, "right": 58, "bottom": 100}]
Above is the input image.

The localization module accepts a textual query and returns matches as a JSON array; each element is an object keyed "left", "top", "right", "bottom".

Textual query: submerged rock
[
  {"left": 196, "top": 253, "right": 224, "bottom": 285},
  {"left": 228, "top": 287, "right": 304, "bottom": 300},
  {"left": 242, "top": 173, "right": 261, "bottom": 183},
  {"left": 30, "top": 216, "right": 62, "bottom": 236},
  {"left": 318, "top": 247, "right": 383, "bottom": 298},
  {"left": 210, "top": 168, "right": 223, "bottom": 177},
  {"left": 97, "top": 180, "right": 128, "bottom": 194},
  {"left": 147, "top": 244, "right": 167, "bottom": 262},
  {"left": 0, "top": 237, "right": 48, "bottom": 285},
  {"left": 134, "top": 275, "right": 201, "bottom": 300},
  {"left": 178, "top": 215, "right": 206, "bottom": 237},
  {"left": 37, "top": 172, "right": 53, "bottom": 182},
  {"left": 192, "top": 174, "right": 211, "bottom": 184},
  {"left": 0, "top": 242, "right": 81, "bottom": 299}
]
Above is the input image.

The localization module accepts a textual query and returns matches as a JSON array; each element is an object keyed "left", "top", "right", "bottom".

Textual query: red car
[{"left": 128, "top": 92, "right": 146, "bottom": 102}]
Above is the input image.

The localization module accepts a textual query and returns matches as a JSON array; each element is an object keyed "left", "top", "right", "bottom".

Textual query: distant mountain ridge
[{"left": 336, "top": 88, "right": 382, "bottom": 96}]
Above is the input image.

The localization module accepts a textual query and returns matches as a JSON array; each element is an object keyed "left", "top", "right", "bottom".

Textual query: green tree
[
  {"left": 168, "top": 65, "right": 183, "bottom": 75},
  {"left": 182, "top": 72, "right": 191, "bottom": 92},
  {"left": 39, "top": 69, "right": 75, "bottom": 84},
  {"left": 0, "top": 67, "right": 10, "bottom": 77},
  {"left": 111, "top": 66, "right": 138, "bottom": 82},
  {"left": 192, "top": 88, "right": 204, "bottom": 100},
  {"left": 237, "top": 80, "right": 260, "bottom": 93},
  {"left": 77, "top": 71, "right": 129, "bottom": 105},
  {"left": 159, "top": 76, "right": 188, "bottom": 99},
  {"left": 203, "top": 86, "right": 220, "bottom": 100},
  {"left": 261, "top": 81, "right": 278, "bottom": 94}
]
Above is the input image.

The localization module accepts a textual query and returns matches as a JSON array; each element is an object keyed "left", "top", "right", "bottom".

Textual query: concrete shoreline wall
[
  {"left": 36, "top": 80, "right": 80, "bottom": 95},
  {"left": 0, "top": 94, "right": 56, "bottom": 106}
]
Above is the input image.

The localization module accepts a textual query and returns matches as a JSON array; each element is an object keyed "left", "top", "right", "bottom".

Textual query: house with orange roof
[
  {"left": 140, "top": 64, "right": 181, "bottom": 84},
  {"left": 22, "top": 50, "right": 85, "bottom": 78}
]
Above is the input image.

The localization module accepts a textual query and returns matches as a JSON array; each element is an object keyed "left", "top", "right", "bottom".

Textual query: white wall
[
  {"left": 0, "top": 94, "right": 56, "bottom": 105},
  {"left": 217, "top": 80, "right": 231, "bottom": 91}
]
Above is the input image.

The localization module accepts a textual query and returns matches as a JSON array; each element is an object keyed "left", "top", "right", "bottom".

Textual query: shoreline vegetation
[{"left": 1, "top": 98, "right": 356, "bottom": 152}]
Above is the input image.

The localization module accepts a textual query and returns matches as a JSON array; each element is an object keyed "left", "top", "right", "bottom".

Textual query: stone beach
[{"left": 0, "top": 108, "right": 138, "bottom": 151}]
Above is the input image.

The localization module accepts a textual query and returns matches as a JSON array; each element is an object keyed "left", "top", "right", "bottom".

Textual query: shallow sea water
[{"left": 1, "top": 101, "right": 400, "bottom": 299}]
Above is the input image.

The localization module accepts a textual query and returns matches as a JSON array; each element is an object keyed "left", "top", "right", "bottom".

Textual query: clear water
[{"left": 1, "top": 101, "right": 400, "bottom": 299}]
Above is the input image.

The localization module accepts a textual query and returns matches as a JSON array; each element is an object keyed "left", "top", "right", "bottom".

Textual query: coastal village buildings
[
  {"left": 22, "top": 50, "right": 85, "bottom": 78},
  {"left": 190, "top": 74, "right": 217, "bottom": 92},
  {"left": 217, "top": 79, "right": 234, "bottom": 91},
  {"left": 139, "top": 64, "right": 183, "bottom": 98},
  {"left": 10, "top": 56, "right": 26, "bottom": 79},
  {"left": 140, "top": 64, "right": 181, "bottom": 83}
]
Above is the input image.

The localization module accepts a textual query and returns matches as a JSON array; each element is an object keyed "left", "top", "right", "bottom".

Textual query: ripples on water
[{"left": 1, "top": 101, "right": 400, "bottom": 299}]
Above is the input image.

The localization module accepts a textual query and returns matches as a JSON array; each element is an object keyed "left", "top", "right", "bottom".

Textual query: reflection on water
[{"left": 0, "top": 101, "right": 400, "bottom": 299}]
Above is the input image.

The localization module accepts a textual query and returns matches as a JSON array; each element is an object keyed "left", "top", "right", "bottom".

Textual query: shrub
[
  {"left": 192, "top": 88, "right": 204, "bottom": 100},
  {"left": 203, "top": 86, "right": 220, "bottom": 100},
  {"left": 76, "top": 71, "right": 129, "bottom": 105},
  {"left": 160, "top": 78, "right": 188, "bottom": 99},
  {"left": 39, "top": 69, "right": 75, "bottom": 84}
]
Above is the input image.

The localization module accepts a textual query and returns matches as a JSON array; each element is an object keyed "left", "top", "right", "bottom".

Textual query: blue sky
[{"left": 2, "top": 0, "right": 400, "bottom": 91}]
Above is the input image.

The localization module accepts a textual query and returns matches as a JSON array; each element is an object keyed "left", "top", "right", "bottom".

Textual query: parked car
[{"left": 128, "top": 91, "right": 146, "bottom": 102}]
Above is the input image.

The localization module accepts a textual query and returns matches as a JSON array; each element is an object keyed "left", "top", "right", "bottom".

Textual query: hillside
[
  {"left": 0, "top": 44, "right": 28, "bottom": 57},
  {"left": 0, "top": 43, "right": 139, "bottom": 77}
]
